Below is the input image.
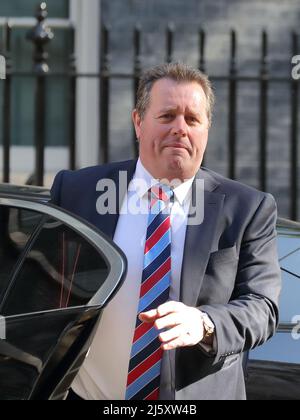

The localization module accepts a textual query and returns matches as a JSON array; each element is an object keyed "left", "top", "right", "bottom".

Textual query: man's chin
[{"left": 165, "top": 157, "right": 191, "bottom": 179}]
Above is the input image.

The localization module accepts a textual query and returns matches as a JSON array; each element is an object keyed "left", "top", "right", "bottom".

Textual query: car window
[
  {"left": 248, "top": 331, "right": 300, "bottom": 364},
  {"left": 279, "top": 242, "right": 300, "bottom": 277},
  {"left": 279, "top": 270, "right": 300, "bottom": 323},
  {"left": 0, "top": 199, "right": 126, "bottom": 400},
  {"left": 1, "top": 215, "right": 110, "bottom": 316},
  {"left": 250, "top": 229, "right": 300, "bottom": 370},
  {"left": 0, "top": 206, "right": 43, "bottom": 301},
  {"left": 277, "top": 230, "right": 300, "bottom": 323},
  {"left": 277, "top": 236, "right": 300, "bottom": 260}
]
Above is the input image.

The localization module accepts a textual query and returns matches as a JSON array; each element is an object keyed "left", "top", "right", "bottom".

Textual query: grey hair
[{"left": 135, "top": 62, "right": 215, "bottom": 126}]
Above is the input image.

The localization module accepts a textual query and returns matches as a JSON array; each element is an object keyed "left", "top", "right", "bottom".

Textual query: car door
[
  {"left": 0, "top": 197, "right": 126, "bottom": 400},
  {"left": 246, "top": 219, "right": 300, "bottom": 400}
]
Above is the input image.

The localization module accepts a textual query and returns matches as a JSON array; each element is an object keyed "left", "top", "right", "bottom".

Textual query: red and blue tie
[{"left": 125, "top": 184, "right": 173, "bottom": 400}]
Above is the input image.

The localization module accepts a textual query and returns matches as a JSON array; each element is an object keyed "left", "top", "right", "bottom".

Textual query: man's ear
[{"left": 132, "top": 109, "right": 142, "bottom": 140}]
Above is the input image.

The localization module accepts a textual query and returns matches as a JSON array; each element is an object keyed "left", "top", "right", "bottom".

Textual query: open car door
[{"left": 0, "top": 197, "right": 126, "bottom": 400}]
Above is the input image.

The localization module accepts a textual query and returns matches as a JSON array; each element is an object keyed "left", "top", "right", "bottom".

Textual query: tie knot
[{"left": 150, "top": 184, "right": 173, "bottom": 203}]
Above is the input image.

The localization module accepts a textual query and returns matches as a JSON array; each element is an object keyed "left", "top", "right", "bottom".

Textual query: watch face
[
  {"left": 204, "top": 325, "right": 213, "bottom": 337},
  {"left": 206, "top": 326, "right": 214, "bottom": 336},
  {"left": 202, "top": 314, "right": 215, "bottom": 338}
]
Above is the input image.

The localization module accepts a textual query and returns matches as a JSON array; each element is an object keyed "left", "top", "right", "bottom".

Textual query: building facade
[{"left": 0, "top": 0, "right": 299, "bottom": 218}]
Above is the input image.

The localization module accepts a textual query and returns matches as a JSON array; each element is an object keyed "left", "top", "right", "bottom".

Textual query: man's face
[{"left": 133, "top": 78, "right": 209, "bottom": 181}]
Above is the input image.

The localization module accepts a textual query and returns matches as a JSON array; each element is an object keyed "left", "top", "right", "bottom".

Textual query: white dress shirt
[{"left": 72, "top": 159, "right": 194, "bottom": 400}]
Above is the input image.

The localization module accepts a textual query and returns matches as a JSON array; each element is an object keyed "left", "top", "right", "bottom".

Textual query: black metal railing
[
  {"left": 0, "top": 3, "right": 76, "bottom": 187},
  {"left": 0, "top": 3, "right": 299, "bottom": 221},
  {"left": 99, "top": 25, "right": 299, "bottom": 221}
]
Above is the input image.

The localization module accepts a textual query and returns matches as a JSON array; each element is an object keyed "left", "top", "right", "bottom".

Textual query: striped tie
[{"left": 125, "top": 184, "right": 173, "bottom": 400}]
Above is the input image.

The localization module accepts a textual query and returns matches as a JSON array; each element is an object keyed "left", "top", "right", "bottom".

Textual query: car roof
[
  {"left": 0, "top": 183, "right": 51, "bottom": 201},
  {"left": 1, "top": 183, "right": 300, "bottom": 230},
  {"left": 277, "top": 217, "right": 300, "bottom": 231}
]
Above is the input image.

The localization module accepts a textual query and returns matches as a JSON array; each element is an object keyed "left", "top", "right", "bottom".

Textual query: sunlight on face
[{"left": 133, "top": 78, "right": 209, "bottom": 181}]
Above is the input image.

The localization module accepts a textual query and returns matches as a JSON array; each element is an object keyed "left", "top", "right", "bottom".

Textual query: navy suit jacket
[{"left": 51, "top": 159, "right": 281, "bottom": 400}]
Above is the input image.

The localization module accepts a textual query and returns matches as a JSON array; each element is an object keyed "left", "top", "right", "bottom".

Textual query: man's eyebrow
[
  {"left": 156, "top": 106, "right": 202, "bottom": 116},
  {"left": 157, "top": 107, "right": 177, "bottom": 113},
  {"left": 186, "top": 108, "right": 201, "bottom": 115}
]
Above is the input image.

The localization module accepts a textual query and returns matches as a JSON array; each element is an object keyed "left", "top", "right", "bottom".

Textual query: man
[{"left": 51, "top": 63, "right": 281, "bottom": 400}]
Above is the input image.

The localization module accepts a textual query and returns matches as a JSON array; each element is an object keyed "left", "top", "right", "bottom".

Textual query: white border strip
[{"left": 0, "top": 17, "right": 72, "bottom": 29}]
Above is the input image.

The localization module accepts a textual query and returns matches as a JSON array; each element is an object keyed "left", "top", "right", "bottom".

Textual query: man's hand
[{"left": 139, "top": 301, "right": 205, "bottom": 350}]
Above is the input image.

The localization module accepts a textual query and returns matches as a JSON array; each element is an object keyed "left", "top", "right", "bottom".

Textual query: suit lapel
[
  {"left": 180, "top": 168, "right": 225, "bottom": 307},
  {"left": 96, "top": 161, "right": 224, "bottom": 307},
  {"left": 95, "top": 160, "right": 137, "bottom": 239}
]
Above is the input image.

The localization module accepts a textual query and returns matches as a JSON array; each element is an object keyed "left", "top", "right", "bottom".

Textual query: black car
[
  {"left": 0, "top": 184, "right": 299, "bottom": 400},
  {"left": 0, "top": 183, "right": 126, "bottom": 400},
  {"left": 246, "top": 218, "right": 300, "bottom": 400}
]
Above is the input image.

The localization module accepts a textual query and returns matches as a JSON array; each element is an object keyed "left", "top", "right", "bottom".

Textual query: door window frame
[{"left": 0, "top": 196, "right": 126, "bottom": 309}]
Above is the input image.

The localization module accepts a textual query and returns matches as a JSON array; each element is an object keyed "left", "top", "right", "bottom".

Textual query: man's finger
[
  {"left": 156, "top": 301, "right": 184, "bottom": 317},
  {"left": 158, "top": 324, "right": 184, "bottom": 344},
  {"left": 138, "top": 309, "right": 158, "bottom": 322},
  {"left": 154, "top": 312, "right": 181, "bottom": 330},
  {"left": 161, "top": 335, "right": 190, "bottom": 351},
  {"left": 139, "top": 301, "right": 183, "bottom": 323}
]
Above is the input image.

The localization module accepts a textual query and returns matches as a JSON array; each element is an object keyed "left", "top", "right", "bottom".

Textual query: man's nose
[{"left": 171, "top": 116, "right": 188, "bottom": 136}]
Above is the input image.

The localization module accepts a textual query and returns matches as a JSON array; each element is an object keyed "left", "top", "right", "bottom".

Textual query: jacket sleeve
[
  {"left": 50, "top": 170, "right": 66, "bottom": 206},
  {"left": 199, "top": 193, "right": 282, "bottom": 364}
]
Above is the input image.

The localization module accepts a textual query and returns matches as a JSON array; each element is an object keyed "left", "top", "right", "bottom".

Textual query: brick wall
[{"left": 102, "top": 0, "right": 300, "bottom": 218}]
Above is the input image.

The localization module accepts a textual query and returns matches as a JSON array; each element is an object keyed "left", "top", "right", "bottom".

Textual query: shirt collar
[{"left": 131, "top": 158, "right": 194, "bottom": 206}]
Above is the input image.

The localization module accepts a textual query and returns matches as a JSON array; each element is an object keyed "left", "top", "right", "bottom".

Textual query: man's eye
[
  {"left": 160, "top": 114, "right": 173, "bottom": 119},
  {"left": 186, "top": 116, "right": 198, "bottom": 124}
]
